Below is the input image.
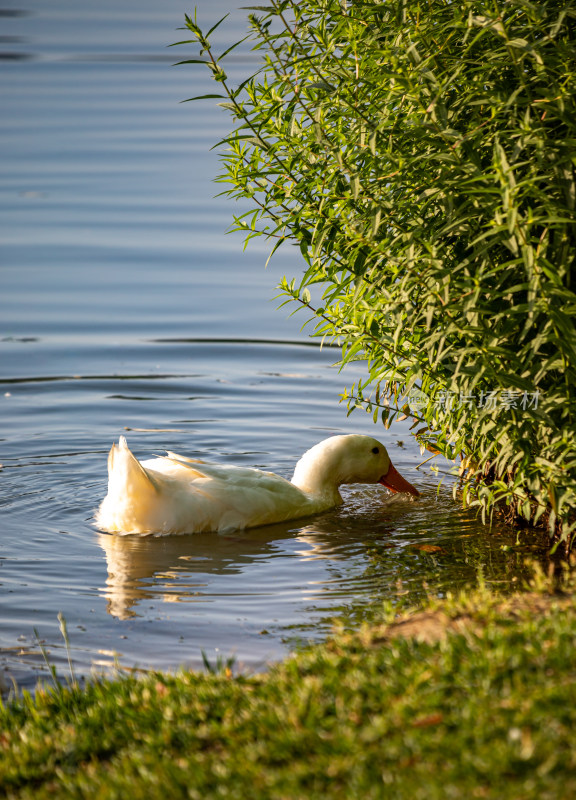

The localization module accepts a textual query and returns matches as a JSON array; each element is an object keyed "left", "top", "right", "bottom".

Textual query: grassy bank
[{"left": 1, "top": 573, "right": 575, "bottom": 799}]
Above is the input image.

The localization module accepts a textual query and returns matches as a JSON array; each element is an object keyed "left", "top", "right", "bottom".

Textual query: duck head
[{"left": 291, "top": 434, "right": 419, "bottom": 499}]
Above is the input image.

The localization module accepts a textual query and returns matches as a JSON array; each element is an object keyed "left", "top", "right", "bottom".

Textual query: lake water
[{"left": 0, "top": 1, "right": 548, "bottom": 691}]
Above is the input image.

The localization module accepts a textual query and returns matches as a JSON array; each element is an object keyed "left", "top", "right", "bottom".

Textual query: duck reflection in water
[
  {"left": 96, "top": 494, "right": 405, "bottom": 620},
  {"left": 97, "top": 521, "right": 309, "bottom": 620}
]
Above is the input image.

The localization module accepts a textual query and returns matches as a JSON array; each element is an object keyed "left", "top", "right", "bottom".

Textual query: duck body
[{"left": 96, "top": 434, "right": 419, "bottom": 535}]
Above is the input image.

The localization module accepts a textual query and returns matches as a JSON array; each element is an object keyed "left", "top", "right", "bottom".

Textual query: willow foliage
[{"left": 177, "top": 0, "right": 576, "bottom": 541}]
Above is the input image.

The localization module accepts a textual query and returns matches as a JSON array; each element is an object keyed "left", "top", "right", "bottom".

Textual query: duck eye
[{"left": 371, "top": 447, "right": 380, "bottom": 454}]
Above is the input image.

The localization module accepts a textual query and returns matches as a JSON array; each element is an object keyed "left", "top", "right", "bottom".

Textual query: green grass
[{"left": 2, "top": 574, "right": 576, "bottom": 799}]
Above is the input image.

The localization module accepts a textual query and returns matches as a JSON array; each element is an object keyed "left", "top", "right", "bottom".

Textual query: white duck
[{"left": 96, "top": 434, "right": 419, "bottom": 535}]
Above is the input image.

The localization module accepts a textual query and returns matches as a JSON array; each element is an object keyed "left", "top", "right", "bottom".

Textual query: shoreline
[{"left": 2, "top": 565, "right": 575, "bottom": 798}]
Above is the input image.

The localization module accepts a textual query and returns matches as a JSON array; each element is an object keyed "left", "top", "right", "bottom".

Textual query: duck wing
[
  {"left": 97, "top": 439, "right": 321, "bottom": 535},
  {"left": 143, "top": 453, "right": 315, "bottom": 532}
]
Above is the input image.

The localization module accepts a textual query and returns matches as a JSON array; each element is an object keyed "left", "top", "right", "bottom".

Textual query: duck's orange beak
[{"left": 379, "top": 462, "right": 420, "bottom": 497}]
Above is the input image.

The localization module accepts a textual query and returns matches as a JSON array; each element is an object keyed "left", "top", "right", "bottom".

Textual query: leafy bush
[{"left": 176, "top": 0, "right": 576, "bottom": 541}]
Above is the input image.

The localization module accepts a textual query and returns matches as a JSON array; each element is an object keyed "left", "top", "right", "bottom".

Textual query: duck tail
[
  {"left": 109, "top": 436, "right": 157, "bottom": 495},
  {"left": 96, "top": 437, "right": 158, "bottom": 533}
]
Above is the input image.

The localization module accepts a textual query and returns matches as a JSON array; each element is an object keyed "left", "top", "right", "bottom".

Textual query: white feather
[{"left": 95, "top": 434, "right": 415, "bottom": 535}]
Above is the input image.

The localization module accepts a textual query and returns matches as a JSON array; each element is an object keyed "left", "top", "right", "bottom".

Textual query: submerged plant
[{"left": 175, "top": 1, "right": 576, "bottom": 541}]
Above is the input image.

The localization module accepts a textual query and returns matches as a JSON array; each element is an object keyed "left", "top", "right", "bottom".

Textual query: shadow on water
[
  {"left": 97, "top": 525, "right": 307, "bottom": 622},
  {"left": 96, "top": 484, "right": 548, "bottom": 627}
]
